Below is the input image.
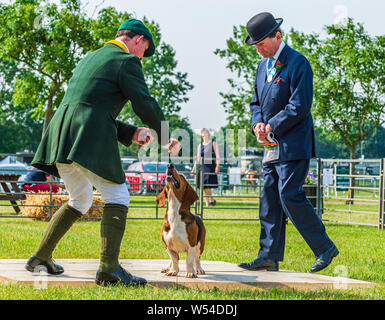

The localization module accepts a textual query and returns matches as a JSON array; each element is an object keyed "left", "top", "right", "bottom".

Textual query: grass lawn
[{"left": 0, "top": 215, "right": 385, "bottom": 300}]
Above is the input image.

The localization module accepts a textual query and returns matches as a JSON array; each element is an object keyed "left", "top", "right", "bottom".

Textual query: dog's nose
[{"left": 168, "top": 163, "right": 174, "bottom": 169}]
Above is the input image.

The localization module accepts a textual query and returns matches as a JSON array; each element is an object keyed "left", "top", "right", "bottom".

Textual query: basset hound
[{"left": 156, "top": 163, "right": 206, "bottom": 278}]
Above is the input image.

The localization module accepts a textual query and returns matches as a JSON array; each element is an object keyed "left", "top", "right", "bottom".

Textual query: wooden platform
[{"left": 0, "top": 259, "right": 377, "bottom": 290}]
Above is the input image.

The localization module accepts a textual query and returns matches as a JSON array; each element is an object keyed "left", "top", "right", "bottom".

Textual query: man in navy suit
[{"left": 238, "top": 12, "right": 339, "bottom": 273}]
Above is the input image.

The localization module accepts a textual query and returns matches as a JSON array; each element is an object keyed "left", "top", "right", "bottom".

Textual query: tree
[
  {"left": 315, "top": 126, "right": 385, "bottom": 159},
  {"left": 361, "top": 125, "right": 385, "bottom": 159},
  {"left": 290, "top": 18, "right": 385, "bottom": 202},
  {"left": 315, "top": 127, "right": 350, "bottom": 159},
  {"left": 0, "top": 0, "right": 97, "bottom": 133},
  {"left": 315, "top": 125, "right": 385, "bottom": 159},
  {"left": 214, "top": 25, "right": 262, "bottom": 149},
  {"left": 0, "top": 59, "right": 43, "bottom": 153},
  {"left": 0, "top": 0, "right": 193, "bottom": 145}
]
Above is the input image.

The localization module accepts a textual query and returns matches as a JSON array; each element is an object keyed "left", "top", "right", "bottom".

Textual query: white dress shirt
[
  {"left": 115, "top": 38, "right": 130, "bottom": 53},
  {"left": 266, "top": 41, "right": 286, "bottom": 72}
]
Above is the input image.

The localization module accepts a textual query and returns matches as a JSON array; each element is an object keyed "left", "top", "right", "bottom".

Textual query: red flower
[
  {"left": 25, "top": 183, "right": 59, "bottom": 193},
  {"left": 276, "top": 61, "right": 283, "bottom": 69},
  {"left": 276, "top": 77, "right": 284, "bottom": 84}
]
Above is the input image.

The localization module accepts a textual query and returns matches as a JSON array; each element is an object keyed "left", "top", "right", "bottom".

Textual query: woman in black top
[{"left": 191, "top": 128, "right": 220, "bottom": 206}]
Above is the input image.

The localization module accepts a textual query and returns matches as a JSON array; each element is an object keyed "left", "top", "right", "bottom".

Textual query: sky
[{"left": 7, "top": 0, "right": 384, "bottom": 131}]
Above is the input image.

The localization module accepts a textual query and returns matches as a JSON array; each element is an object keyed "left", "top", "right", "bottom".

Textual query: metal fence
[
  {"left": 0, "top": 156, "right": 384, "bottom": 229},
  {"left": 318, "top": 158, "right": 384, "bottom": 229}
]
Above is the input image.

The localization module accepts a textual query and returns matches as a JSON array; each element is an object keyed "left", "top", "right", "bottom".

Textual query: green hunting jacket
[{"left": 32, "top": 42, "right": 168, "bottom": 184}]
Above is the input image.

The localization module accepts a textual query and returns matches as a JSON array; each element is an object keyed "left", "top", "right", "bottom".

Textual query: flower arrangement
[
  {"left": 23, "top": 183, "right": 59, "bottom": 193},
  {"left": 304, "top": 171, "right": 316, "bottom": 185},
  {"left": 276, "top": 61, "right": 283, "bottom": 69}
]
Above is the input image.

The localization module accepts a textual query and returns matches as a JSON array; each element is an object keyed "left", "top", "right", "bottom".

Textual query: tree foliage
[
  {"left": 315, "top": 125, "right": 385, "bottom": 159},
  {"left": 363, "top": 126, "right": 385, "bottom": 159},
  {"left": 0, "top": 0, "right": 97, "bottom": 133},
  {"left": 289, "top": 18, "right": 385, "bottom": 202},
  {"left": 0, "top": 59, "right": 43, "bottom": 153},
  {"left": 290, "top": 18, "right": 385, "bottom": 159},
  {"left": 214, "top": 25, "right": 261, "bottom": 148},
  {"left": 0, "top": 0, "right": 193, "bottom": 152}
]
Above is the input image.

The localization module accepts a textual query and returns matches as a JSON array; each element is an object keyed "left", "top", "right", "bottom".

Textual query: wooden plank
[
  {"left": 0, "top": 182, "right": 20, "bottom": 213},
  {"left": 0, "top": 259, "right": 379, "bottom": 290},
  {"left": 10, "top": 182, "right": 26, "bottom": 200},
  {"left": 0, "top": 175, "right": 25, "bottom": 213},
  {"left": 0, "top": 194, "right": 26, "bottom": 201}
]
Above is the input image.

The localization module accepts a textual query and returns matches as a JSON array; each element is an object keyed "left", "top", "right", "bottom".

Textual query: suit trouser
[{"left": 257, "top": 159, "right": 334, "bottom": 261}]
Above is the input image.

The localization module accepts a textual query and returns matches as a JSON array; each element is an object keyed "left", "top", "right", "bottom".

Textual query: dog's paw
[
  {"left": 165, "top": 270, "right": 179, "bottom": 276},
  {"left": 186, "top": 272, "right": 198, "bottom": 278},
  {"left": 160, "top": 268, "right": 169, "bottom": 273},
  {"left": 196, "top": 268, "right": 205, "bottom": 275}
]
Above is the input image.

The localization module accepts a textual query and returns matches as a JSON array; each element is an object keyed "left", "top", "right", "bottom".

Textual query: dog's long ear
[
  {"left": 182, "top": 181, "right": 199, "bottom": 208},
  {"left": 156, "top": 185, "right": 168, "bottom": 207}
]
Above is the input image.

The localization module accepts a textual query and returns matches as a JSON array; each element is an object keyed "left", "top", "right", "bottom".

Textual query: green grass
[
  {"left": 0, "top": 217, "right": 385, "bottom": 300},
  {"left": 322, "top": 191, "right": 380, "bottom": 225}
]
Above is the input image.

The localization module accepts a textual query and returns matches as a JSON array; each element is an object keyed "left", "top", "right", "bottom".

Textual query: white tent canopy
[{"left": 0, "top": 156, "right": 25, "bottom": 165}]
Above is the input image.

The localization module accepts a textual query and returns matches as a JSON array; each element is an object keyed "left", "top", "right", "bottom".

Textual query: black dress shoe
[
  {"left": 95, "top": 265, "right": 147, "bottom": 287},
  {"left": 310, "top": 244, "right": 339, "bottom": 273},
  {"left": 25, "top": 255, "right": 64, "bottom": 275},
  {"left": 238, "top": 257, "right": 279, "bottom": 271}
]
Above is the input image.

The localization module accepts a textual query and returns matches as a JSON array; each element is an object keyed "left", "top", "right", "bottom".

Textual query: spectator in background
[{"left": 191, "top": 128, "right": 220, "bottom": 206}]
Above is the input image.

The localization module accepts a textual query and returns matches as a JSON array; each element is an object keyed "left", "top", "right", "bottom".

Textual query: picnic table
[{"left": 0, "top": 174, "right": 26, "bottom": 214}]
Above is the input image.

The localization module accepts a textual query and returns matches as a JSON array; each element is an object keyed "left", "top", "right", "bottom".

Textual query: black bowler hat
[{"left": 245, "top": 12, "right": 283, "bottom": 45}]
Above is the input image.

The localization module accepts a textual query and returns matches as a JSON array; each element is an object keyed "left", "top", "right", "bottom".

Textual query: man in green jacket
[{"left": 25, "top": 19, "right": 180, "bottom": 286}]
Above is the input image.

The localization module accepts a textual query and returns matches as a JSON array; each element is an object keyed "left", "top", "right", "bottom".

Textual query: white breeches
[{"left": 56, "top": 162, "right": 130, "bottom": 215}]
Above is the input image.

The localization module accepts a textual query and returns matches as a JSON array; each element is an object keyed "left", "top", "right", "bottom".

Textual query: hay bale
[{"left": 20, "top": 193, "right": 105, "bottom": 220}]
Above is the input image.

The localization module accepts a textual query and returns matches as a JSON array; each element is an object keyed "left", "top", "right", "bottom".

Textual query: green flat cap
[{"left": 118, "top": 18, "right": 155, "bottom": 57}]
